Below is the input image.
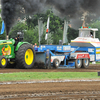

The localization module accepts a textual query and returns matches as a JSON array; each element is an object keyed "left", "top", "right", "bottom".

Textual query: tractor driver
[
  {"left": 90, "top": 31, "right": 93, "bottom": 38},
  {"left": 15, "top": 33, "right": 20, "bottom": 46}
]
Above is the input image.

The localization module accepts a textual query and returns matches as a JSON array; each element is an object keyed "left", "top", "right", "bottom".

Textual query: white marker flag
[{"left": 45, "top": 16, "right": 50, "bottom": 40}]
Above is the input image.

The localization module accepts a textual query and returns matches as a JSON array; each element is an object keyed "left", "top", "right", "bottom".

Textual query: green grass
[
  {"left": 96, "top": 62, "right": 100, "bottom": 64},
  {"left": 90, "top": 62, "right": 100, "bottom": 64},
  {"left": 0, "top": 72, "right": 99, "bottom": 82}
]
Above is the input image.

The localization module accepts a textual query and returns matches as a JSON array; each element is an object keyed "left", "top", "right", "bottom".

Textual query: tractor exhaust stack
[{"left": 6, "top": 35, "right": 9, "bottom": 40}]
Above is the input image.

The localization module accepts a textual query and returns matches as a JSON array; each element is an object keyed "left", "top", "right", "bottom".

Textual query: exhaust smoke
[{"left": 1, "top": 0, "right": 100, "bottom": 34}]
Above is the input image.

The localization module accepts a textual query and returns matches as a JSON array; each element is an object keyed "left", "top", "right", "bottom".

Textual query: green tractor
[{"left": 0, "top": 37, "right": 35, "bottom": 69}]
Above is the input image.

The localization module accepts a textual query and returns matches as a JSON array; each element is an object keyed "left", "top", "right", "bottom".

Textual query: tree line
[{"left": 0, "top": 10, "right": 100, "bottom": 45}]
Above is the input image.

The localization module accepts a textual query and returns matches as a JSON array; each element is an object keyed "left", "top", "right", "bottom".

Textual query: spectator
[
  {"left": 34, "top": 43, "right": 37, "bottom": 47},
  {"left": 34, "top": 43, "right": 38, "bottom": 51},
  {"left": 90, "top": 32, "right": 93, "bottom": 38}
]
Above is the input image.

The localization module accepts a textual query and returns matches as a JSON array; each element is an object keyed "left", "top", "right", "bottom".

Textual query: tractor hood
[
  {"left": 0, "top": 38, "right": 15, "bottom": 45},
  {"left": 0, "top": 38, "right": 15, "bottom": 57}
]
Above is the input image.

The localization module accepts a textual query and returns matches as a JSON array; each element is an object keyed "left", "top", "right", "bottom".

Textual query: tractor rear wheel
[
  {"left": 16, "top": 44, "right": 35, "bottom": 69},
  {"left": 0, "top": 56, "right": 7, "bottom": 68}
]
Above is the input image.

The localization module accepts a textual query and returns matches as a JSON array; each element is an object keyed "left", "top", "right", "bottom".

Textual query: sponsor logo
[
  {"left": 96, "top": 48, "right": 100, "bottom": 54},
  {"left": 76, "top": 54, "right": 90, "bottom": 59},
  {"left": 2, "top": 45, "right": 11, "bottom": 56}
]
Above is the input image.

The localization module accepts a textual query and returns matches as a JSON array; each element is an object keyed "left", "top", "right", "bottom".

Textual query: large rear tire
[
  {"left": 16, "top": 44, "right": 35, "bottom": 69},
  {"left": 75, "top": 59, "right": 82, "bottom": 68},
  {"left": 0, "top": 56, "right": 7, "bottom": 68},
  {"left": 82, "top": 59, "right": 90, "bottom": 68}
]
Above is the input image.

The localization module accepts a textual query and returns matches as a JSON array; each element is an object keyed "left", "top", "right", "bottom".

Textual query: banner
[
  {"left": 38, "top": 19, "right": 43, "bottom": 44},
  {"left": 63, "top": 20, "right": 68, "bottom": 44},
  {"left": 0, "top": 21, "right": 5, "bottom": 35},
  {"left": 45, "top": 16, "right": 50, "bottom": 40}
]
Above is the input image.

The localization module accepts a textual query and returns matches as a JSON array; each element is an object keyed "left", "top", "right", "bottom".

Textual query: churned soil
[
  {"left": 0, "top": 64, "right": 100, "bottom": 73},
  {"left": 0, "top": 64, "right": 100, "bottom": 100},
  {"left": 0, "top": 81, "right": 100, "bottom": 100}
]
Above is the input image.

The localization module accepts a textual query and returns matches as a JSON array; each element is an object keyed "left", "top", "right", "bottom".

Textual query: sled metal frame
[{"left": 37, "top": 45, "right": 75, "bottom": 68}]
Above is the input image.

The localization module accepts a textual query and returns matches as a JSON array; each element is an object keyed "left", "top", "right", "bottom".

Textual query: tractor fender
[
  {"left": 9, "top": 38, "right": 15, "bottom": 45},
  {"left": 15, "top": 42, "right": 30, "bottom": 51}
]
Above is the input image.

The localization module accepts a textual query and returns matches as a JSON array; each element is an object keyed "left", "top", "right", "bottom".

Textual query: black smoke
[
  {"left": 1, "top": 0, "right": 17, "bottom": 35},
  {"left": 1, "top": 0, "right": 100, "bottom": 35},
  {"left": 45, "top": 0, "right": 100, "bottom": 28},
  {"left": 1, "top": 0, "right": 45, "bottom": 35}
]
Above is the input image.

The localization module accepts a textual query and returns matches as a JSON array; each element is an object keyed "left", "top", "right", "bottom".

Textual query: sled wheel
[
  {"left": 0, "top": 56, "right": 7, "bottom": 68},
  {"left": 16, "top": 44, "right": 35, "bottom": 69},
  {"left": 82, "top": 59, "right": 90, "bottom": 68},
  {"left": 53, "top": 59, "right": 59, "bottom": 69},
  {"left": 75, "top": 59, "right": 82, "bottom": 68}
]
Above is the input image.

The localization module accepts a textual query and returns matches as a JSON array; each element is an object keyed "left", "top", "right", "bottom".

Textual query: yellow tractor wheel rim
[
  {"left": 25, "top": 49, "right": 34, "bottom": 65},
  {"left": 1, "top": 58, "right": 6, "bottom": 66}
]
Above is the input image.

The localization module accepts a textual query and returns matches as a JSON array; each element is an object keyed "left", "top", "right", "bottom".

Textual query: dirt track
[
  {"left": 0, "top": 64, "right": 100, "bottom": 73},
  {"left": 0, "top": 64, "right": 100, "bottom": 100},
  {"left": 0, "top": 81, "right": 100, "bottom": 100}
]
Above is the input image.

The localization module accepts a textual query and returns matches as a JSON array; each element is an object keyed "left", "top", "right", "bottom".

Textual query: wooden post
[{"left": 98, "top": 72, "right": 100, "bottom": 76}]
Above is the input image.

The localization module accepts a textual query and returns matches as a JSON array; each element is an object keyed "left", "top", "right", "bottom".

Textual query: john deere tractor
[{"left": 0, "top": 37, "right": 35, "bottom": 69}]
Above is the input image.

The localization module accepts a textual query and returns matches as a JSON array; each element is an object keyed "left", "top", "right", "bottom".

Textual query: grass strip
[
  {"left": 90, "top": 62, "right": 100, "bottom": 64},
  {"left": 0, "top": 72, "right": 100, "bottom": 82}
]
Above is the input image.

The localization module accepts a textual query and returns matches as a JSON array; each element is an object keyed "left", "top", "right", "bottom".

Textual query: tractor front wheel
[
  {"left": 16, "top": 44, "right": 35, "bottom": 69},
  {"left": 0, "top": 56, "right": 7, "bottom": 68}
]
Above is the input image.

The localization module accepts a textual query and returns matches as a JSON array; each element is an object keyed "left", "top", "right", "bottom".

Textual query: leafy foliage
[
  {"left": 24, "top": 25, "right": 39, "bottom": 45},
  {"left": 25, "top": 10, "right": 64, "bottom": 45},
  {"left": 1, "top": 9, "right": 100, "bottom": 45},
  {"left": 67, "top": 27, "right": 78, "bottom": 43},
  {"left": 9, "top": 22, "right": 28, "bottom": 39},
  {"left": 89, "top": 20, "right": 100, "bottom": 39}
]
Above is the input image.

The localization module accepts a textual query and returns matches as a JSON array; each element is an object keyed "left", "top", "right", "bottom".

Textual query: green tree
[
  {"left": 25, "top": 10, "right": 64, "bottom": 45},
  {"left": 89, "top": 20, "right": 100, "bottom": 39},
  {"left": 0, "top": 9, "right": 81, "bottom": 44},
  {"left": 67, "top": 27, "right": 78, "bottom": 43},
  {"left": 52, "top": 27, "right": 63, "bottom": 44},
  {"left": 9, "top": 22, "right": 28, "bottom": 39},
  {"left": 24, "top": 25, "right": 39, "bottom": 45}
]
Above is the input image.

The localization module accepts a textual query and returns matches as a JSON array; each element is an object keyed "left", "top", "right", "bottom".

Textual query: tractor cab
[
  {"left": 71, "top": 27, "right": 100, "bottom": 47},
  {"left": 79, "top": 27, "right": 98, "bottom": 38},
  {"left": 15, "top": 32, "right": 24, "bottom": 42}
]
